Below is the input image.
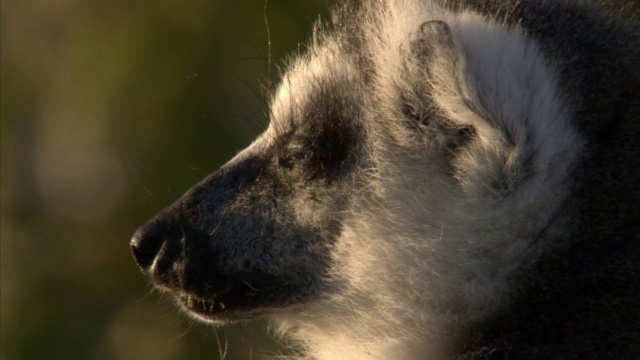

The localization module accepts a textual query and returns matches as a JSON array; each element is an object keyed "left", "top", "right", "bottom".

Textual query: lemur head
[
  {"left": 130, "top": 42, "right": 367, "bottom": 321},
  {"left": 131, "top": 2, "right": 579, "bottom": 340}
]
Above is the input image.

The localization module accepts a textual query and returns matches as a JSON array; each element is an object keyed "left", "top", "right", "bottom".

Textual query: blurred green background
[
  {"left": 1, "top": 0, "right": 335, "bottom": 359},
  {"left": 1, "top": 1, "right": 638, "bottom": 359}
]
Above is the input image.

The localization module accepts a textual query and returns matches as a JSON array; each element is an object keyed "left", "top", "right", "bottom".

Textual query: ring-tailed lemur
[{"left": 131, "top": 0, "right": 639, "bottom": 358}]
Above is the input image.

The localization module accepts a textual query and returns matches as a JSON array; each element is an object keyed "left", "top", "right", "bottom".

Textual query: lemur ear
[
  {"left": 401, "top": 21, "right": 478, "bottom": 165},
  {"left": 410, "top": 20, "right": 456, "bottom": 62},
  {"left": 402, "top": 20, "right": 524, "bottom": 194},
  {"left": 402, "top": 20, "right": 463, "bottom": 128}
]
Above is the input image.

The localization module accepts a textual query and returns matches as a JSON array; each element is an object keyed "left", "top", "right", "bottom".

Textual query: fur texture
[{"left": 131, "top": 1, "right": 640, "bottom": 359}]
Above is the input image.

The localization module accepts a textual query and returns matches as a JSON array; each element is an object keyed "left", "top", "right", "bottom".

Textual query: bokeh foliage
[
  {"left": 1, "top": 0, "right": 638, "bottom": 359},
  {"left": 2, "top": 1, "right": 333, "bottom": 359}
]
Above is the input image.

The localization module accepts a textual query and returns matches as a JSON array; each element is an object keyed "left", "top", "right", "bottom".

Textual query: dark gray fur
[{"left": 448, "top": 1, "right": 640, "bottom": 358}]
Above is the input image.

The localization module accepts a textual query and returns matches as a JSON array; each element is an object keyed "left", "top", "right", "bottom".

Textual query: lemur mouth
[{"left": 176, "top": 283, "right": 265, "bottom": 322}]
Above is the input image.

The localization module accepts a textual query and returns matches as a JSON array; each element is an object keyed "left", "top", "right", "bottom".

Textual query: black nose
[{"left": 130, "top": 214, "right": 184, "bottom": 274}]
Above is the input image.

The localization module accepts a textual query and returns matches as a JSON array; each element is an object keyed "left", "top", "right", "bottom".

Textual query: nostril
[
  {"left": 130, "top": 230, "right": 158, "bottom": 271},
  {"left": 130, "top": 215, "right": 183, "bottom": 273}
]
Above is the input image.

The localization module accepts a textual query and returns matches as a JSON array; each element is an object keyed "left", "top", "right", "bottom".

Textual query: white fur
[{"left": 265, "top": 2, "right": 583, "bottom": 359}]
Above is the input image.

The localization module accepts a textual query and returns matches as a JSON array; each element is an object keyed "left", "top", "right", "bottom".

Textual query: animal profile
[{"left": 131, "top": 0, "right": 640, "bottom": 358}]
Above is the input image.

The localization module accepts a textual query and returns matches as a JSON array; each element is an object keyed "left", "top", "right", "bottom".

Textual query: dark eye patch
[
  {"left": 269, "top": 74, "right": 363, "bottom": 182},
  {"left": 276, "top": 133, "right": 313, "bottom": 169},
  {"left": 275, "top": 108, "right": 357, "bottom": 182}
]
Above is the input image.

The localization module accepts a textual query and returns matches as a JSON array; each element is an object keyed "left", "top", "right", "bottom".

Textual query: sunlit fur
[
  {"left": 132, "top": 0, "right": 639, "bottom": 359},
  {"left": 264, "top": 2, "right": 584, "bottom": 359}
]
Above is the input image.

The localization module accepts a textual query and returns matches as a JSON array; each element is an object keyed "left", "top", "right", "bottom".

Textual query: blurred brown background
[
  {"left": 1, "top": 1, "right": 637, "bottom": 359},
  {"left": 1, "top": 0, "right": 335, "bottom": 359}
]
